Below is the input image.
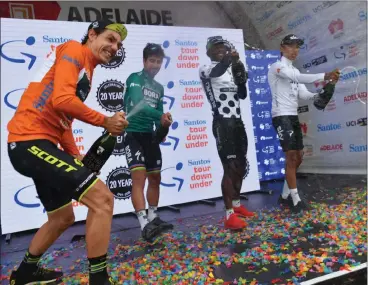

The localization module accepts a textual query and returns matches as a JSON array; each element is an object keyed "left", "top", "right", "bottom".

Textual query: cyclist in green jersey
[{"left": 123, "top": 43, "right": 173, "bottom": 242}]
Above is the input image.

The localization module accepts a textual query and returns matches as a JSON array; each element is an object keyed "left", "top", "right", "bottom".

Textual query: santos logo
[
  {"left": 340, "top": 67, "right": 367, "bottom": 81},
  {"left": 43, "top": 35, "right": 72, "bottom": 44},
  {"left": 317, "top": 123, "right": 342, "bottom": 132},
  {"left": 349, "top": 144, "right": 367, "bottom": 152}
]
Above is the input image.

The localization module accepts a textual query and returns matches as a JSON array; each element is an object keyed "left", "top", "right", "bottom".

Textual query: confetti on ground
[{"left": 1, "top": 187, "right": 366, "bottom": 285}]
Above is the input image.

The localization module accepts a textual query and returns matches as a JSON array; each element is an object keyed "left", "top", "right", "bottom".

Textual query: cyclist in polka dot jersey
[{"left": 199, "top": 36, "right": 255, "bottom": 230}]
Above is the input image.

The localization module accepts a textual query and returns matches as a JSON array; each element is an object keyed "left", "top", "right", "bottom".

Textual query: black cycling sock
[
  {"left": 18, "top": 250, "right": 42, "bottom": 272},
  {"left": 89, "top": 254, "right": 109, "bottom": 285}
]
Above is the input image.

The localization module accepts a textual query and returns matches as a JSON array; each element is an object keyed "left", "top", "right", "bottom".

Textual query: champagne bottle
[
  {"left": 82, "top": 131, "right": 117, "bottom": 173},
  {"left": 153, "top": 125, "right": 169, "bottom": 144},
  {"left": 313, "top": 82, "right": 336, "bottom": 111},
  {"left": 153, "top": 114, "right": 172, "bottom": 144}
]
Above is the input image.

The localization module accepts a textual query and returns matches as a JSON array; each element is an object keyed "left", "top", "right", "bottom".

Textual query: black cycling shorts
[
  {"left": 8, "top": 139, "right": 98, "bottom": 213},
  {"left": 272, "top": 115, "right": 304, "bottom": 152},
  {"left": 123, "top": 132, "right": 162, "bottom": 173},
  {"left": 212, "top": 118, "right": 248, "bottom": 165}
]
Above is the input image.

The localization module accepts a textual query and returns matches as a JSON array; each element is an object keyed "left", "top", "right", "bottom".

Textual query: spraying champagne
[{"left": 83, "top": 112, "right": 128, "bottom": 173}]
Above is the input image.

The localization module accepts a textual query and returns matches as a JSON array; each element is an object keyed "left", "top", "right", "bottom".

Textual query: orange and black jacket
[{"left": 7, "top": 40, "right": 106, "bottom": 156}]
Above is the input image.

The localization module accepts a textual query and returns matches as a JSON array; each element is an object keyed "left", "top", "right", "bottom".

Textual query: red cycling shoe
[
  {"left": 224, "top": 213, "right": 247, "bottom": 230},
  {"left": 234, "top": 205, "right": 255, "bottom": 217}
]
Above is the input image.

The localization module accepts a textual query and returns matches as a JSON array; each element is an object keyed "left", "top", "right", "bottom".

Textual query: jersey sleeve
[
  {"left": 60, "top": 128, "right": 80, "bottom": 156},
  {"left": 298, "top": 84, "right": 318, "bottom": 100},
  {"left": 199, "top": 58, "right": 231, "bottom": 78},
  {"left": 125, "top": 73, "right": 162, "bottom": 120},
  {"left": 51, "top": 43, "right": 106, "bottom": 127},
  {"left": 271, "top": 61, "right": 325, "bottom": 84}
]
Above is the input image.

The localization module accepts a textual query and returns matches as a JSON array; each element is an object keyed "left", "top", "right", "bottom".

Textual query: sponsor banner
[
  {"left": 245, "top": 0, "right": 367, "bottom": 175},
  {"left": 1, "top": 18, "right": 259, "bottom": 234},
  {"left": 246, "top": 50, "right": 285, "bottom": 182}
]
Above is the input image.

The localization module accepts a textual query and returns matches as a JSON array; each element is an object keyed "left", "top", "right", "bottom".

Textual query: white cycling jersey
[{"left": 268, "top": 56, "right": 325, "bottom": 117}]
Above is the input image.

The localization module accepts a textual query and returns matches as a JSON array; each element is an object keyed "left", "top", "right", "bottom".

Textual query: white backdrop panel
[{"left": 1, "top": 18, "right": 260, "bottom": 234}]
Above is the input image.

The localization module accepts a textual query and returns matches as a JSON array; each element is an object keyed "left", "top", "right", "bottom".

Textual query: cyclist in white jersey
[{"left": 268, "top": 34, "right": 340, "bottom": 212}]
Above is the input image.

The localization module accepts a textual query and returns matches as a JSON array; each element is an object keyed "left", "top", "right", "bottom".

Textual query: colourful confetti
[{"left": 1, "top": 187, "right": 366, "bottom": 285}]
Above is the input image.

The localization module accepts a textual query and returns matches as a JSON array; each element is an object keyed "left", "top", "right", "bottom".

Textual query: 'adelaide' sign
[{"left": 68, "top": 6, "right": 174, "bottom": 26}]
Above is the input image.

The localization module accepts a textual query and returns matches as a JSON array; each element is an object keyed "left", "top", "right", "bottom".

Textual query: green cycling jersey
[{"left": 123, "top": 70, "right": 164, "bottom": 133}]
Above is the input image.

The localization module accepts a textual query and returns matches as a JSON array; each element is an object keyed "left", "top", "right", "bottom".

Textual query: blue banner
[{"left": 246, "top": 50, "right": 285, "bottom": 182}]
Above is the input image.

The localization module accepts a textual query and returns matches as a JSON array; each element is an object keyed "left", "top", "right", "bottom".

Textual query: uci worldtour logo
[
  {"left": 303, "top": 55, "right": 327, "bottom": 69},
  {"left": 346, "top": 117, "right": 367, "bottom": 127},
  {"left": 0, "top": 36, "right": 37, "bottom": 70}
]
